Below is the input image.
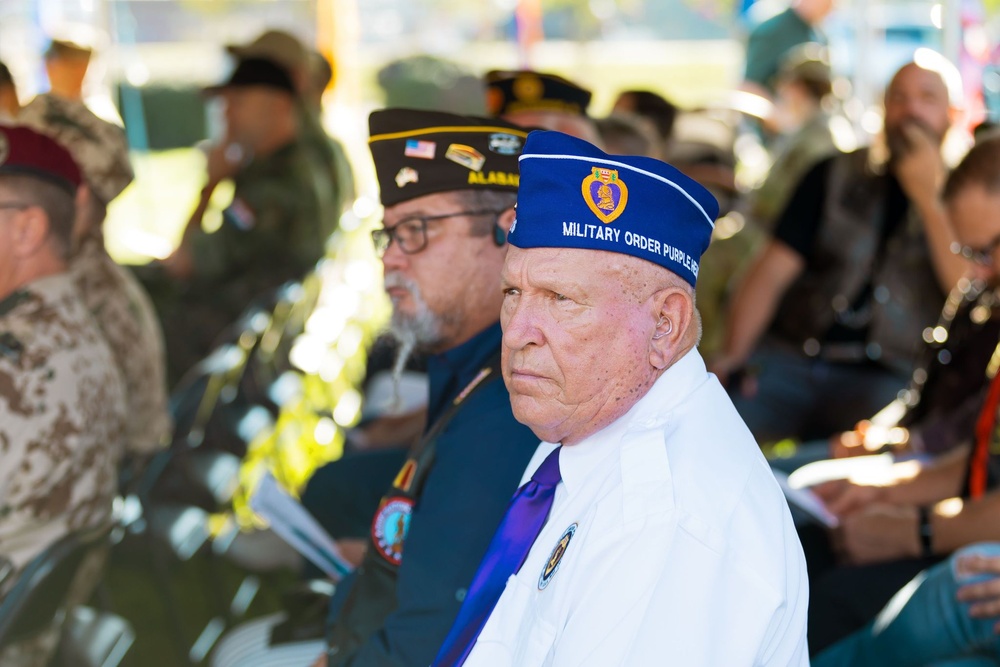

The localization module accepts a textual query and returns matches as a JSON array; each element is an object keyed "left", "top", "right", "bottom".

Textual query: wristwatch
[{"left": 918, "top": 506, "right": 934, "bottom": 558}]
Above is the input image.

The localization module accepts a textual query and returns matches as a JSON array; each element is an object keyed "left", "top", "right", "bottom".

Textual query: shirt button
[{"left": 456, "top": 588, "right": 467, "bottom": 602}]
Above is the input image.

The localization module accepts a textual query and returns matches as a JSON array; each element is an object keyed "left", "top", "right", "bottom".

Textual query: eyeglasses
[
  {"left": 371, "top": 209, "right": 501, "bottom": 257},
  {"left": 951, "top": 234, "right": 1000, "bottom": 266}
]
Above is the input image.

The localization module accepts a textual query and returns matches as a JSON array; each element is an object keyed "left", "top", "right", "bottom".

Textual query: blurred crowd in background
[{"left": 3, "top": 0, "right": 1000, "bottom": 665}]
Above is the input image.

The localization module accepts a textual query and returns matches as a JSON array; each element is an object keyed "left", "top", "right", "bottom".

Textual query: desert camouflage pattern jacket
[{"left": 0, "top": 272, "right": 126, "bottom": 587}]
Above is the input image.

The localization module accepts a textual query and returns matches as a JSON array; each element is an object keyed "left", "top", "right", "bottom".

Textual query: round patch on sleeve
[
  {"left": 538, "top": 523, "right": 577, "bottom": 590},
  {"left": 371, "top": 496, "right": 414, "bottom": 565}
]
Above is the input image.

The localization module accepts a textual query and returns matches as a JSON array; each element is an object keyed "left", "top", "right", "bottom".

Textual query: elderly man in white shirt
[{"left": 433, "top": 130, "right": 809, "bottom": 667}]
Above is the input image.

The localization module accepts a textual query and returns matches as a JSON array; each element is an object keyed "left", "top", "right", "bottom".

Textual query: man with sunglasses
[
  {"left": 211, "top": 109, "right": 540, "bottom": 667},
  {"left": 0, "top": 126, "right": 126, "bottom": 666}
]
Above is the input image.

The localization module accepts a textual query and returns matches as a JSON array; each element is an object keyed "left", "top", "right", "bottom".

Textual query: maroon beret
[{"left": 0, "top": 124, "right": 83, "bottom": 193}]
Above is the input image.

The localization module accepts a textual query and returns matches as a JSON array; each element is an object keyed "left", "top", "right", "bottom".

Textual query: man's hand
[
  {"left": 337, "top": 538, "right": 368, "bottom": 568},
  {"left": 310, "top": 652, "right": 328, "bottom": 667},
  {"left": 956, "top": 553, "right": 1000, "bottom": 632},
  {"left": 830, "top": 421, "right": 909, "bottom": 458},
  {"left": 812, "top": 478, "right": 890, "bottom": 517},
  {"left": 829, "top": 428, "right": 866, "bottom": 459},
  {"left": 832, "top": 503, "right": 921, "bottom": 566},
  {"left": 204, "top": 141, "right": 246, "bottom": 187},
  {"left": 893, "top": 123, "right": 946, "bottom": 205}
]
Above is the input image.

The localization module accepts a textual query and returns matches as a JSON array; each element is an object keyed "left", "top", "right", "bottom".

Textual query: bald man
[{"left": 713, "top": 58, "right": 971, "bottom": 445}]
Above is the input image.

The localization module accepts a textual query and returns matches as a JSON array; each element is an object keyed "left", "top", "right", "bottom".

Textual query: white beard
[{"left": 384, "top": 272, "right": 444, "bottom": 398}]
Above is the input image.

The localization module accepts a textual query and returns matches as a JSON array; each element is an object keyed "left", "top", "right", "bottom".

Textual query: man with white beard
[{"left": 211, "top": 109, "right": 540, "bottom": 667}]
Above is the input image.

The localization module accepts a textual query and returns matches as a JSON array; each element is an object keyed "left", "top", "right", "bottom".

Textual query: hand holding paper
[{"left": 249, "top": 471, "right": 355, "bottom": 581}]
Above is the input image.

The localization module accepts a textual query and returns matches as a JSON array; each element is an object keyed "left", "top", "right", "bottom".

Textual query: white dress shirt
[{"left": 464, "top": 349, "right": 809, "bottom": 666}]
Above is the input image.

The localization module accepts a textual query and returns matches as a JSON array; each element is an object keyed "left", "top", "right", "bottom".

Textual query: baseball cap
[
  {"left": 226, "top": 30, "right": 308, "bottom": 77},
  {"left": 204, "top": 57, "right": 297, "bottom": 97},
  {"left": 368, "top": 108, "right": 528, "bottom": 207}
]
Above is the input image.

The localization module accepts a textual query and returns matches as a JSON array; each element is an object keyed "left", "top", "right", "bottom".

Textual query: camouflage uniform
[
  {"left": 18, "top": 94, "right": 171, "bottom": 451},
  {"left": 0, "top": 273, "right": 126, "bottom": 666},
  {"left": 18, "top": 94, "right": 133, "bottom": 206},
  {"left": 190, "top": 135, "right": 338, "bottom": 284},
  {"left": 300, "top": 108, "right": 355, "bottom": 218},
  {"left": 156, "top": 135, "right": 339, "bottom": 382},
  {"left": 70, "top": 231, "right": 172, "bottom": 452},
  {"left": 0, "top": 272, "right": 126, "bottom": 576}
]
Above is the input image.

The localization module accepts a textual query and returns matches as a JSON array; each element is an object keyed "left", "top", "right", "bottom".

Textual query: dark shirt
[
  {"left": 424, "top": 326, "right": 501, "bottom": 426},
  {"left": 744, "top": 7, "right": 824, "bottom": 92},
  {"left": 773, "top": 156, "right": 909, "bottom": 345},
  {"left": 325, "top": 322, "right": 540, "bottom": 666}
]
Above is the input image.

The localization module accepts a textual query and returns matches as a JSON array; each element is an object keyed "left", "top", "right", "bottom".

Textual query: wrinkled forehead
[{"left": 503, "top": 244, "right": 666, "bottom": 289}]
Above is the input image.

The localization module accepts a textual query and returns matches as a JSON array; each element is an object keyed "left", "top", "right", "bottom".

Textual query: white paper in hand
[
  {"left": 250, "top": 471, "right": 354, "bottom": 580},
  {"left": 772, "top": 469, "right": 840, "bottom": 528}
]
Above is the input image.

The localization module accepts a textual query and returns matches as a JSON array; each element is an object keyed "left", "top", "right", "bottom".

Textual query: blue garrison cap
[{"left": 509, "top": 131, "right": 718, "bottom": 287}]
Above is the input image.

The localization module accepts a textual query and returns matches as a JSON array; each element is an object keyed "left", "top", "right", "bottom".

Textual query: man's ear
[
  {"left": 648, "top": 287, "right": 695, "bottom": 370},
  {"left": 11, "top": 206, "right": 50, "bottom": 259},
  {"left": 497, "top": 207, "right": 516, "bottom": 234}
]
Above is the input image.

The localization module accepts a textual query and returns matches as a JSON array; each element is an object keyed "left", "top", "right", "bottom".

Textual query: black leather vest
[{"left": 770, "top": 148, "right": 945, "bottom": 374}]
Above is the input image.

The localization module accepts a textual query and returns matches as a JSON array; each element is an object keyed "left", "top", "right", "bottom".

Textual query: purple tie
[{"left": 433, "top": 446, "right": 562, "bottom": 666}]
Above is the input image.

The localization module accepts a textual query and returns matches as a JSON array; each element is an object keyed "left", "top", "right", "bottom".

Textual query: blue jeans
[
  {"left": 729, "top": 338, "right": 910, "bottom": 444},
  {"left": 813, "top": 544, "right": 1000, "bottom": 667}
]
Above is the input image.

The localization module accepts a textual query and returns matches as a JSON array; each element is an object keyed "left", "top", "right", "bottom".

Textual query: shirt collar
[
  {"left": 547, "top": 348, "right": 708, "bottom": 495},
  {"left": 425, "top": 321, "right": 502, "bottom": 425},
  {"left": 624, "top": 348, "right": 708, "bottom": 428},
  {"left": 0, "top": 274, "right": 76, "bottom": 317}
]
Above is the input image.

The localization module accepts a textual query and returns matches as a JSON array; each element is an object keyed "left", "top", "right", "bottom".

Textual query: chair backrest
[
  {"left": 57, "top": 605, "right": 135, "bottom": 667},
  {"left": 0, "top": 523, "right": 112, "bottom": 650}
]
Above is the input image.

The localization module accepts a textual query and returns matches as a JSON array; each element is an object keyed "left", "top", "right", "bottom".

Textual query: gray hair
[
  {"left": 0, "top": 175, "right": 75, "bottom": 259},
  {"left": 447, "top": 189, "right": 517, "bottom": 236}
]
